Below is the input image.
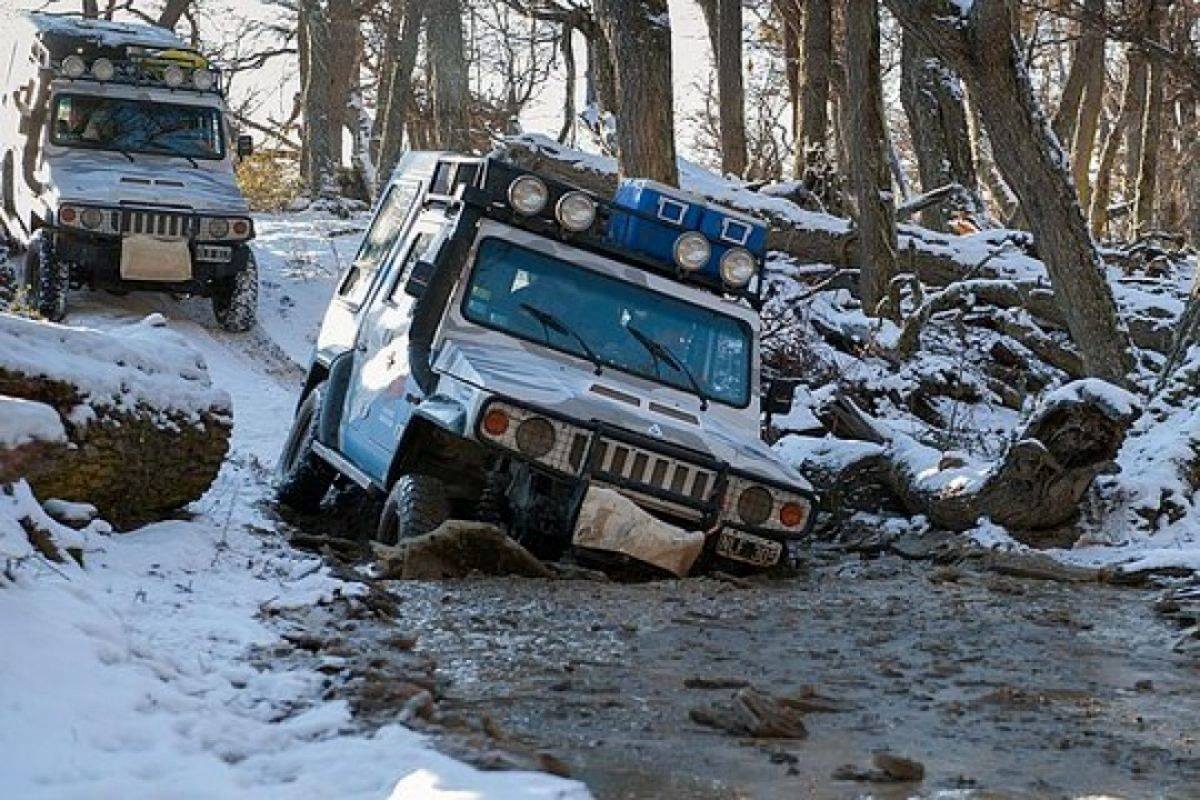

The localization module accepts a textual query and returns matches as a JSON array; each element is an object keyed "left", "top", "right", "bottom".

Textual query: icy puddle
[{"left": 365, "top": 557, "right": 1200, "bottom": 799}]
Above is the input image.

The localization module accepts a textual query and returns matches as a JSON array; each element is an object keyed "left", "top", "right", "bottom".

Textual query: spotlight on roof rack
[
  {"left": 719, "top": 247, "right": 756, "bottom": 288},
  {"left": 673, "top": 231, "right": 711, "bottom": 272},
  {"left": 193, "top": 69, "right": 215, "bottom": 91},
  {"left": 508, "top": 175, "right": 549, "bottom": 216},
  {"left": 91, "top": 58, "right": 115, "bottom": 81},
  {"left": 62, "top": 55, "right": 86, "bottom": 79},
  {"left": 163, "top": 65, "right": 186, "bottom": 88},
  {"left": 555, "top": 191, "right": 596, "bottom": 232}
]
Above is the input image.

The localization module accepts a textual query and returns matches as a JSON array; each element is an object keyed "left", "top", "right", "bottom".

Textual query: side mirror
[
  {"left": 404, "top": 260, "right": 437, "bottom": 298},
  {"left": 764, "top": 379, "right": 796, "bottom": 416},
  {"left": 236, "top": 134, "right": 254, "bottom": 159}
]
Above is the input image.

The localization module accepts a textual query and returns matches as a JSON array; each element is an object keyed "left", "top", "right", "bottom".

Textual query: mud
[{"left": 352, "top": 554, "right": 1200, "bottom": 799}]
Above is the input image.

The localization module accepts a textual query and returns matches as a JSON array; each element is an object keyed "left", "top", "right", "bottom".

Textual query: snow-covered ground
[{"left": 0, "top": 215, "right": 589, "bottom": 800}]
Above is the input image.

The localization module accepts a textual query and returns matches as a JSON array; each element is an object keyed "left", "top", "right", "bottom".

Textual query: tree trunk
[
  {"left": 1089, "top": 49, "right": 1143, "bottom": 237},
  {"left": 300, "top": 0, "right": 338, "bottom": 197},
  {"left": 377, "top": 0, "right": 424, "bottom": 188},
  {"left": 156, "top": 0, "right": 192, "bottom": 29},
  {"left": 716, "top": 0, "right": 748, "bottom": 177},
  {"left": 327, "top": 0, "right": 361, "bottom": 178},
  {"left": 846, "top": 0, "right": 896, "bottom": 316},
  {"left": 592, "top": 0, "right": 679, "bottom": 185},
  {"left": 1069, "top": 0, "right": 1105, "bottom": 208},
  {"left": 1050, "top": 23, "right": 1095, "bottom": 149},
  {"left": 886, "top": 0, "right": 1134, "bottom": 384},
  {"left": 1133, "top": 1, "right": 1166, "bottom": 234},
  {"left": 427, "top": 0, "right": 471, "bottom": 151},
  {"left": 795, "top": 0, "right": 832, "bottom": 182},
  {"left": 899, "top": 30, "right": 979, "bottom": 229}
]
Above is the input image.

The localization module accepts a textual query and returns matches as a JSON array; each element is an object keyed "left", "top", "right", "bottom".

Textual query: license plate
[{"left": 715, "top": 529, "right": 782, "bottom": 568}]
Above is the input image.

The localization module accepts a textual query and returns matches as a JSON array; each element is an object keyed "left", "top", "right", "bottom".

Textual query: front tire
[
  {"left": 213, "top": 249, "right": 258, "bottom": 333},
  {"left": 22, "top": 230, "right": 68, "bottom": 322},
  {"left": 377, "top": 475, "right": 449, "bottom": 545},
  {"left": 276, "top": 387, "right": 335, "bottom": 514}
]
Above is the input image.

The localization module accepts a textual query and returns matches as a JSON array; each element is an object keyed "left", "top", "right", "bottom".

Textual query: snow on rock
[
  {"left": 0, "top": 312, "right": 230, "bottom": 422},
  {"left": 0, "top": 479, "right": 93, "bottom": 563},
  {"left": 0, "top": 396, "right": 65, "bottom": 448}
]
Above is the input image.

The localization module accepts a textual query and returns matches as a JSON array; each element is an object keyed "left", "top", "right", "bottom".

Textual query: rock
[
  {"left": 378, "top": 521, "right": 553, "bottom": 580},
  {"left": 689, "top": 687, "right": 808, "bottom": 739},
  {"left": 873, "top": 752, "right": 925, "bottom": 782},
  {"left": 572, "top": 487, "right": 705, "bottom": 577},
  {"left": 684, "top": 676, "right": 751, "bottom": 690},
  {"left": 974, "top": 550, "right": 1102, "bottom": 583},
  {"left": 41, "top": 498, "right": 98, "bottom": 528}
]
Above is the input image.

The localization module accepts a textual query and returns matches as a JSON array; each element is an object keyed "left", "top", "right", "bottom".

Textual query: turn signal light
[
  {"left": 482, "top": 407, "right": 510, "bottom": 437},
  {"left": 779, "top": 501, "right": 808, "bottom": 528},
  {"left": 59, "top": 206, "right": 78, "bottom": 225}
]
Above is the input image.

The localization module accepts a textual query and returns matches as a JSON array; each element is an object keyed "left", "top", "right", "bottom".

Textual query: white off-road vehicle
[
  {"left": 277, "top": 152, "right": 818, "bottom": 575},
  {"left": 0, "top": 12, "right": 257, "bottom": 330}
]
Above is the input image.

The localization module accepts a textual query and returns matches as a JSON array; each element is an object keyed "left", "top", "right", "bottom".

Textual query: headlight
[
  {"left": 207, "top": 218, "right": 230, "bottom": 239},
  {"left": 719, "top": 247, "right": 756, "bottom": 287},
  {"left": 508, "top": 175, "right": 549, "bottom": 215},
  {"left": 673, "top": 231, "right": 711, "bottom": 271},
  {"left": 91, "top": 58, "right": 115, "bottom": 81},
  {"left": 80, "top": 208, "right": 104, "bottom": 230},
  {"left": 163, "top": 65, "right": 186, "bottom": 88},
  {"left": 515, "top": 416, "right": 556, "bottom": 458},
  {"left": 478, "top": 401, "right": 588, "bottom": 474},
  {"left": 555, "top": 191, "right": 596, "bottom": 232},
  {"left": 62, "top": 55, "right": 86, "bottom": 79},
  {"left": 193, "top": 70, "right": 215, "bottom": 91},
  {"left": 737, "top": 485, "right": 773, "bottom": 526}
]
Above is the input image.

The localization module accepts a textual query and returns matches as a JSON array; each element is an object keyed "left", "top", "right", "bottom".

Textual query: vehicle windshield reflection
[{"left": 51, "top": 94, "right": 225, "bottom": 161}]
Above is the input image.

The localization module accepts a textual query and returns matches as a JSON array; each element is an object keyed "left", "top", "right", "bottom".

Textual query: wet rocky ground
[{"left": 268, "top": 521, "right": 1200, "bottom": 799}]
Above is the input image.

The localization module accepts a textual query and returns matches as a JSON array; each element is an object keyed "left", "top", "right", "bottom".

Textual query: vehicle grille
[
  {"left": 120, "top": 209, "right": 192, "bottom": 239},
  {"left": 583, "top": 436, "right": 718, "bottom": 505}
]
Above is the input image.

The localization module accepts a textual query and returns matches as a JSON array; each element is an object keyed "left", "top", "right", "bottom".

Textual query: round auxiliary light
[
  {"left": 507, "top": 175, "right": 549, "bottom": 216},
  {"left": 91, "top": 58, "right": 115, "bottom": 81},
  {"left": 779, "top": 500, "right": 808, "bottom": 529},
  {"left": 719, "top": 247, "right": 756, "bottom": 288},
  {"left": 737, "top": 485, "right": 773, "bottom": 527},
  {"left": 208, "top": 218, "right": 230, "bottom": 239},
  {"left": 62, "top": 55, "right": 86, "bottom": 79},
  {"left": 59, "top": 206, "right": 78, "bottom": 225},
  {"left": 80, "top": 208, "right": 105, "bottom": 230},
  {"left": 163, "top": 65, "right": 186, "bottom": 88},
  {"left": 482, "top": 407, "right": 511, "bottom": 437},
  {"left": 193, "top": 69, "right": 214, "bottom": 91},
  {"left": 555, "top": 191, "right": 596, "bottom": 232},
  {"left": 673, "top": 231, "right": 711, "bottom": 272},
  {"left": 515, "top": 416, "right": 556, "bottom": 459}
]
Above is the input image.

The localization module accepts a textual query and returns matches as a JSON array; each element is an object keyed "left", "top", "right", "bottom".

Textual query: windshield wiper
[
  {"left": 520, "top": 302, "right": 605, "bottom": 376},
  {"left": 146, "top": 142, "right": 200, "bottom": 168},
  {"left": 626, "top": 323, "right": 709, "bottom": 411},
  {"left": 113, "top": 147, "right": 136, "bottom": 163}
]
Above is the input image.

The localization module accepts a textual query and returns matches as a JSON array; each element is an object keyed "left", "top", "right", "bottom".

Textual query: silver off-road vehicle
[
  {"left": 277, "top": 152, "right": 816, "bottom": 574},
  {"left": 0, "top": 12, "right": 257, "bottom": 330}
]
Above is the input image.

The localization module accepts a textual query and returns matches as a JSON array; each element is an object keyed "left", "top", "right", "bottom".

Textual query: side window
[
  {"left": 338, "top": 180, "right": 420, "bottom": 305},
  {"left": 388, "top": 232, "right": 437, "bottom": 303}
]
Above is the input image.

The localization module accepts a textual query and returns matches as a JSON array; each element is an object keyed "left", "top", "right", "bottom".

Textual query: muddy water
[{"left": 377, "top": 555, "right": 1199, "bottom": 799}]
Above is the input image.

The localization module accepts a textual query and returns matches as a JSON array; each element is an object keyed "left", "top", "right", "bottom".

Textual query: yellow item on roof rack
[{"left": 145, "top": 49, "right": 209, "bottom": 70}]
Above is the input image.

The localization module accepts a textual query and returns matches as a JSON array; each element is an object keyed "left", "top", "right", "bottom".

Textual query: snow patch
[{"left": 0, "top": 397, "right": 65, "bottom": 448}]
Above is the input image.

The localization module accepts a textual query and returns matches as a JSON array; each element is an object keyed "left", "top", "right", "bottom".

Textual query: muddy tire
[
  {"left": 213, "top": 250, "right": 258, "bottom": 333},
  {"left": 22, "top": 230, "right": 69, "bottom": 322},
  {"left": 275, "top": 387, "right": 335, "bottom": 514},
  {"left": 377, "top": 475, "right": 449, "bottom": 545}
]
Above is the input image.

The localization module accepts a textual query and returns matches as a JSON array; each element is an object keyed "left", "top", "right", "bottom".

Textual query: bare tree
[
  {"left": 698, "top": 0, "right": 748, "bottom": 176},
  {"left": 1133, "top": 0, "right": 1166, "bottom": 233},
  {"left": 377, "top": 0, "right": 424, "bottom": 184},
  {"left": 299, "top": 0, "right": 338, "bottom": 197},
  {"left": 592, "top": 0, "right": 679, "bottom": 184},
  {"left": 886, "top": 0, "right": 1133, "bottom": 383},
  {"left": 427, "top": 0, "right": 471, "bottom": 150},
  {"left": 846, "top": 0, "right": 896, "bottom": 315},
  {"left": 794, "top": 0, "right": 832, "bottom": 183}
]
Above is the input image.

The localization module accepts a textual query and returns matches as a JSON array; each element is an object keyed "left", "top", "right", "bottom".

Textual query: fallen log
[
  {"left": 0, "top": 312, "right": 231, "bottom": 527},
  {"left": 824, "top": 379, "right": 1139, "bottom": 544}
]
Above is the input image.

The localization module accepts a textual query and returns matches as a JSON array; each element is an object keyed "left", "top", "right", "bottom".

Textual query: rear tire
[
  {"left": 377, "top": 475, "right": 449, "bottom": 545},
  {"left": 276, "top": 387, "right": 336, "bottom": 514},
  {"left": 213, "top": 250, "right": 258, "bottom": 333},
  {"left": 22, "top": 230, "right": 68, "bottom": 322}
]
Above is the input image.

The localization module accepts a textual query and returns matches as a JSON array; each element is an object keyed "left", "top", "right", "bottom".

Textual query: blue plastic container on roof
[{"left": 607, "top": 178, "right": 767, "bottom": 283}]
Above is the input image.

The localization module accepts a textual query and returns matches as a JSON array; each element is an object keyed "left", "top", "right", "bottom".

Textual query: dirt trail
[{"left": 364, "top": 555, "right": 1200, "bottom": 799}]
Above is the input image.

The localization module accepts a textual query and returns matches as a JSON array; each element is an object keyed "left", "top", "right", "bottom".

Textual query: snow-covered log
[
  {"left": 823, "top": 380, "right": 1139, "bottom": 544},
  {"left": 0, "top": 313, "right": 231, "bottom": 528}
]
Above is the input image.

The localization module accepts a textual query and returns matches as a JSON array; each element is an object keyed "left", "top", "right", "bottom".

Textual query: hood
[
  {"left": 436, "top": 340, "right": 812, "bottom": 491},
  {"left": 45, "top": 150, "right": 248, "bottom": 214}
]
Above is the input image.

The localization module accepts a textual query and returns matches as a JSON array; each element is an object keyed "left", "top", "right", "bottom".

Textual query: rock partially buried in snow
[
  {"left": 572, "top": 487, "right": 706, "bottom": 578},
  {"left": 376, "top": 521, "right": 553, "bottom": 580}
]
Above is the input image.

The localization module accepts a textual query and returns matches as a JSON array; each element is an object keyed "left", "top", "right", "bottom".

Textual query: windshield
[
  {"left": 463, "top": 238, "right": 753, "bottom": 407},
  {"left": 50, "top": 94, "right": 225, "bottom": 161}
]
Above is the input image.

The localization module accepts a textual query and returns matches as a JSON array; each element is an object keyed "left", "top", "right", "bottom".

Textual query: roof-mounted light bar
[{"left": 52, "top": 52, "right": 223, "bottom": 95}]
